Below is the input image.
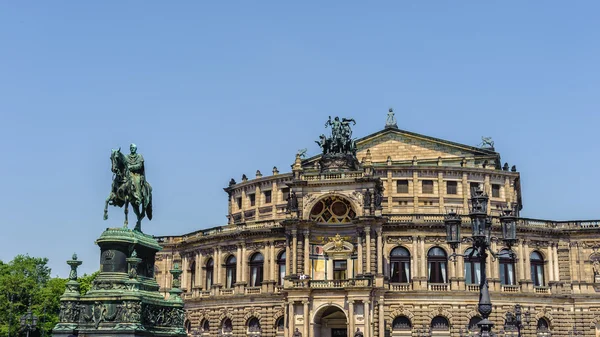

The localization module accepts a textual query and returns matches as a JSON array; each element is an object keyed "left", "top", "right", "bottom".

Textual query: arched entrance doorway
[{"left": 313, "top": 305, "right": 348, "bottom": 337}]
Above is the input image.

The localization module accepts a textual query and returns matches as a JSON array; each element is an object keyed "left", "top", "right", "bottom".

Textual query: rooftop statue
[
  {"left": 385, "top": 108, "right": 398, "bottom": 129},
  {"left": 317, "top": 116, "right": 357, "bottom": 156},
  {"left": 479, "top": 136, "right": 495, "bottom": 149},
  {"left": 103, "top": 143, "right": 153, "bottom": 232}
]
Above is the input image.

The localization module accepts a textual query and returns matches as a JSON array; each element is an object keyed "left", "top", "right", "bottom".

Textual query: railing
[
  {"left": 534, "top": 286, "right": 550, "bottom": 294},
  {"left": 501, "top": 285, "right": 520, "bottom": 293},
  {"left": 199, "top": 290, "right": 211, "bottom": 297},
  {"left": 301, "top": 171, "right": 364, "bottom": 181},
  {"left": 389, "top": 283, "right": 411, "bottom": 291},
  {"left": 219, "top": 288, "right": 235, "bottom": 296},
  {"left": 290, "top": 278, "right": 372, "bottom": 289},
  {"left": 466, "top": 284, "right": 480, "bottom": 292},
  {"left": 155, "top": 214, "right": 600, "bottom": 243},
  {"left": 246, "top": 286, "right": 261, "bottom": 294},
  {"left": 428, "top": 283, "right": 449, "bottom": 291}
]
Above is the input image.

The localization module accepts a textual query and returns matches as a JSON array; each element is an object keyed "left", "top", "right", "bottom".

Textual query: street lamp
[
  {"left": 445, "top": 186, "right": 518, "bottom": 337},
  {"left": 20, "top": 301, "right": 38, "bottom": 337}
]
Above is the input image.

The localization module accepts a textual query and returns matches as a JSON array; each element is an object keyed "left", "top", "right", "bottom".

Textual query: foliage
[
  {"left": 0, "top": 255, "right": 100, "bottom": 337},
  {"left": 79, "top": 271, "right": 99, "bottom": 296}
]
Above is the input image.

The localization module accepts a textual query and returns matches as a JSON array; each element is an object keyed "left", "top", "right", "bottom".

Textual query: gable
[
  {"left": 356, "top": 129, "right": 493, "bottom": 163},
  {"left": 302, "top": 128, "right": 498, "bottom": 168}
]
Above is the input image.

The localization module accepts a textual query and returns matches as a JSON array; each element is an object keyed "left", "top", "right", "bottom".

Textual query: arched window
[
  {"left": 427, "top": 247, "right": 448, "bottom": 283},
  {"left": 205, "top": 258, "right": 214, "bottom": 289},
  {"left": 431, "top": 316, "right": 449, "bottom": 331},
  {"left": 277, "top": 251, "right": 286, "bottom": 286},
  {"left": 276, "top": 316, "right": 284, "bottom": 332},
  {"left": 221, "top": 318, "right": 233, "bottom": 334},
  {"left": 390, "top": 246, "right": 411, "bottom": 283},
  {"left": 247, "top": 317, "right": 261, "bottom": 333},
  {"left": 189, "top": 261, "right": 196, "bottom": 289},
  {"left": 468, "top": 317, "right": 482, "bottom": 331},
  {"left": 309, "top": 196, "right": 356, "bottom": 223},
  {"left": 537, "top": 318, "right": 550, "bottom": 333},
  {"left": 530, "top": 251, "right": 545, "bottom": 286},
  {"left": 225, "top": 256, "right": 237, "bottom": 289},
  {"left": 464, "top": 248, "right": 481, "bottom": 285},
  {"left": 249, "top": 253, "right": 264, "bottom": 287},
  {"left": 392, "top": 316, "right": 412, "bottom": 330},
  {"left": 499, "top": 249, "right": 516, "bottom": 285},
  {"left": 201, "top": 320, "right": 209, "bottom": 332}
]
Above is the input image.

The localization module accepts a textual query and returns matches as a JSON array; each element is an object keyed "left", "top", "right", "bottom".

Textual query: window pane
[
  {"left": 492, "top": 184, "right": 500, "bottom": 198},
  {"left": 397, "top": 180, "right": 409, "bottom": 193},
  {"left": 446, "top": 181, "right": 457, "bottom": 195},
  {"left": 422, "top": 180, "right": 434, "bottom": 194}
]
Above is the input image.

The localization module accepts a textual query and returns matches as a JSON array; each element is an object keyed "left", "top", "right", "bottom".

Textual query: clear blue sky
[{"left": 1, "top": 2, "right": 599, "bottom": 277}]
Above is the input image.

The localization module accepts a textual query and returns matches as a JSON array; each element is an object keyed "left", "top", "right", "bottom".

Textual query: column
[
  {"left": 376, "top": 227, "right": 383, "bottom": 275},
  {"left": 553, "top": 244, "right": 560, "bottom": 281},
  {"left": 357, "top": 233, "right": 364, "bottom": 275},
  {"left": 196, "top": 251, "right": 202, "bottom": 289},
  {"left": 236, "top": 245, "right": 242, "bottom": 283},
  {"left": 242, "top": 244, "right": 247, "bottom": 282},
  {"left": 547, "top": 245, "right": 554, "bottom": 282},
  {"left": 413, "top": 171, "right": 419, "bottom": 213},
  {"left": 286, "top": 236, "right": 291, "bottom": 277},
  {"left": 491, "top": 240, "right": 498, "bottom": 279},
  {"left": 348, "top": 301, "right": 355, "bottom": 335},
  {"left": 304, "top": 229, "right": 310, "bottom": 276},
  {"left": 420, "top": 236, "right": 426, "bottom": 278},
  {"left": 303, "top": 300, "right": 309, "bottom": 336},
  {"left": 504, "top": 177, "right": 511, "bottom": 204},
  {"left": 292, "top": 230, "right": 298, "bottom": 275},
  {"left": 438, "top": 172, "right": 444, "bottom": 213},
  {"left": 364, "top": 301, "right": 370, "bottom": 337},
  {"left": 524, "top": 241, "right": 531, "bottom": 281},
  {"left": 411, "top": 236, "right": 418, "bottom": 279},
  {"left": 366, "top": 226, "right": 371, "bottom": 274},
  {"left": 217, "top": 248, "right": 222, "bottom": 285},
  {"left": 484, "top": 175, "right": 491, "bottom": 215},
  {"left": 457, "top": 241, "right": 464, "bottom": 281},
  {"left": 518, "top": 241, "right": 525, "bottom": 281},
  {"left": 462, "top": 173, "right": 469, "bottom": 210},
  {"left": 378, "top": 301, "right": 385, "bottom": 337},
  {"left": 181, "top": 255, "right": 188, "bottom": 290},
  {"left": 270, "top": 241, "right": 276, "bottom": 281},
  {"left": 288, "top": 301, "right": 295, "bottom": 334}
]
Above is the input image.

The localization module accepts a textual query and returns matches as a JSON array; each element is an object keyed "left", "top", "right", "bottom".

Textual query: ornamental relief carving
[
  {"left": 425, "top": 236, "right": 446, "bottom": 244},
  {"left": 386, "top": 236, "right": 413, "bottom": 244}
]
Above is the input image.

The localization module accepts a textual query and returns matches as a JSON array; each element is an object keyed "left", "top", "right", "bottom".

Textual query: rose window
[{"left": 309, "top": 196, "right": 356, "bottom": 223}]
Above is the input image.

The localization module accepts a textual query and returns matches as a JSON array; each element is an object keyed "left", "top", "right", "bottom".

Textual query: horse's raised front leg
[
  {"left": 104, "top": 194, "right": 111, "bottom": 220},
  {"left": 123, "top": 201, "right": 129, "bottom": 228}
]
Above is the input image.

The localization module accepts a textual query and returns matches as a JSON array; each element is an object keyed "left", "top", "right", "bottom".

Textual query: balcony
[
  {"left": 245, "top": 286, "right": 262, "bottom": 295},
  {"left": 219, "top": 288, "right": 235, "bottom": 296},
  {"left": 289, "top": 278, "right": 372, "bottom": 289},
  {"left": 428, "top": 283, "right": 449, "bottom": 291},
  {"left": 388, "top": 283, "right": 411, "bottom": 291},
  {"left": 501, "top": 285, "right": 519, "bottom": 293},
  {"left": 534, "top": 286, "right": 550, "bottom": 294},
  {"left": 466, "top": 284, "right": 480, "bottom": 292}
]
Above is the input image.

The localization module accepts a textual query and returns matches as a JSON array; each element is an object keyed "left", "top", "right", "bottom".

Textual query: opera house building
[{"left": 155, "top": 111, "right": 600, "bottom": 337}]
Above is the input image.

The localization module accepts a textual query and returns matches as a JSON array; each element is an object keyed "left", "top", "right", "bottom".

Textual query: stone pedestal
[{"left": 53, "top": 228, "right": 186, "bottom": 337}]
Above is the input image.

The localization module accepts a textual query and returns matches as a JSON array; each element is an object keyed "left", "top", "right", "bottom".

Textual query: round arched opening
[
  {"left": 313, "top": 305, "right": 348, "bottom": 337},
  {"left": 309, "top": 196, "right": 356, "bottom": 223}
]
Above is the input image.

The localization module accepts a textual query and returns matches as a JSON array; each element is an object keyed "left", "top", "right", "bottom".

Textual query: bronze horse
[{"left": 103, "top": 148, "right": 152, "bottom": 231}]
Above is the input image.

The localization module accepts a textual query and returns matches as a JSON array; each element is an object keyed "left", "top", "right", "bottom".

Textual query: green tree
[
  {"left": 0, "top": 255, "right": 51, "bottom": 337},
  {"left": 78, "top": 271, "right": 99, "bottom": 296}
]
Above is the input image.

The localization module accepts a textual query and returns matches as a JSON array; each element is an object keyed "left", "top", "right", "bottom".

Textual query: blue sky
[{"left": 0, "top": 2, "right": 598, "bottom": 277}]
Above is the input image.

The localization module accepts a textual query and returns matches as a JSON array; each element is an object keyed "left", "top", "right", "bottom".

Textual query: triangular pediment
[
  {"left": 356, "top": 128, "right": 497, "bottom": 163},
  {"left": 302, "top": 127, "right": 499, "bottom": 168}
]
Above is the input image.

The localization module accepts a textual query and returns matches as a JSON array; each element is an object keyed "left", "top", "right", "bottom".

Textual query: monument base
[
  {"left": 319, "top": 153, "right": 360, "bottom": 173},
  {"left": 53, "top": 228, "right": 185, "bottom": 337}
]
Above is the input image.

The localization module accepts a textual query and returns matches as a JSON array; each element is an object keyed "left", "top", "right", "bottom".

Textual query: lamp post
[
  {"left": 20, "top": 301, "right": 38, "bottom": 337},
  {"left": 445, "top": 186, "right": 518, "bottom": 337}
]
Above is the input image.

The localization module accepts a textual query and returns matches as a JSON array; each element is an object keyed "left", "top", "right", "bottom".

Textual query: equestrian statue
[{"left": 103, "top": 143, "right": 153, "bottom": 232}]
